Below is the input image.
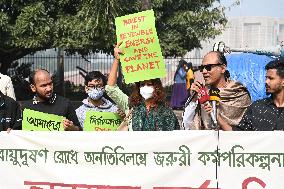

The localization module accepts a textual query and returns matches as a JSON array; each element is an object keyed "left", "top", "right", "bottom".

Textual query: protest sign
[
  {"left": 22, "top": 109, "right": 64, "bottom": 131},
  {"left": 115, "top": 9, "right": 166, "bottom": 83},
  {"left": 84, "top": 111, "right": 122, "bottom": 131}
]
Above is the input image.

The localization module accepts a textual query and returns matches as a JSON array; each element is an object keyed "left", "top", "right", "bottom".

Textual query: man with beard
[
  {"left": 234, "top": 58, "right": 284, "bottom": 131},
  {"left": 183, "top": 51, "right": 251, "bottom": 130},
  {"left": 22, "top": 69, "right": 81, "bottom": 131}
]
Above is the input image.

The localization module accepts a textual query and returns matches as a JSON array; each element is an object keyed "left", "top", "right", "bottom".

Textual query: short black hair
[
  {"left": 84, "top": 71, "right": 107, "bottom": 86},
  {"left": 29, "top": 69, "right": 50, "bottom": 85},
  {"left": 265, "top": 58, "right": 284, "bottom": 78}
]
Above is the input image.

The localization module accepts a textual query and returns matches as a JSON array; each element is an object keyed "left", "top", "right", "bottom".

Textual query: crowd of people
[{"left": 0, "top": 46, "right": 284, "bottom": 132}]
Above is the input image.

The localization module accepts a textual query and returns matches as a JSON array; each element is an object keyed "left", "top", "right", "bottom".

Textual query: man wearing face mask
[{"left": 76, "top": 71, "right": 118, "bottom": 128}]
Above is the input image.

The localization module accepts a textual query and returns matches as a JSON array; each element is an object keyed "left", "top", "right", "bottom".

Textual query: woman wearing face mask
[
  {"left": 105, "top": 44, "right": 180, "bottom": 131},
  {"left": 75, "top": 71, "right": 119, "bottom": 128}
]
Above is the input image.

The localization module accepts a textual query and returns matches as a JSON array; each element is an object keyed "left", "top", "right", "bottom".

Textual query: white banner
[{"left": 0, "top": 131, "right": 283, "bottom": 189}]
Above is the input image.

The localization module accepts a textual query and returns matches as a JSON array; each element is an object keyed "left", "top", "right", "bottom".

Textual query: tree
[{"left": 0, "top": 0, "right": 230, "bottom": 74}]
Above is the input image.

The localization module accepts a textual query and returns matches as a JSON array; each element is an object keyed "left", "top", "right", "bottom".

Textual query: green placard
[
  {"left": 22, "top": 109, "right": 64, "bottom": 131},
  {"left": 115, "top": 9, "right": 166, "bottom": 84},
  {"left": 84, "top": 111, "right": 122, "bottom": 131}
]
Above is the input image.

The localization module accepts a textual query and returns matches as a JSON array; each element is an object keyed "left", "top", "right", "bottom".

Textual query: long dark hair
[{"left": 129, "top": 78, "right": 166, "bottom": 107}]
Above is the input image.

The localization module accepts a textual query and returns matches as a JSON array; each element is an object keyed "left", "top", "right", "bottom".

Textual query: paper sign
[
  {"left": 22, "top": 109, "right": 64, "bottom": 131},
  {"left": 115, "top": 9, "right": 166, "bottom": 83},
  {"left": 84, "top": 111, "right": 122, "bottom": 131}
]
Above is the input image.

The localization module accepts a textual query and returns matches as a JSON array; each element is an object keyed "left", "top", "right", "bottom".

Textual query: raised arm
[
  {"left": 105, "top": 42, "right": 129, "bottom": 113},
  {"left": 108, "top": 42, "right": 124, "bottom": 86}
]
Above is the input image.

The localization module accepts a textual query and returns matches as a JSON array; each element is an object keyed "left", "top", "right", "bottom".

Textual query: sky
[{"left": 221, "top": 0, "right": 284, "bottom": 18}]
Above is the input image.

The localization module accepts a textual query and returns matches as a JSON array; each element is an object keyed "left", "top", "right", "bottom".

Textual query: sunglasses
[{"left": 198, "top": 63, "right": 224, "bottom": 71}]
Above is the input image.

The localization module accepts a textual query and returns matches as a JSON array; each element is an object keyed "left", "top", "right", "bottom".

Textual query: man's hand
[
  {"left": 202, "top": 102, "right": 213, "bottom": 114},
  {"left": 190, "top": 80, "right": 204, "bottom": 101},
  {"left": 190, "top": 80, "right": 203, "bottom": 94},
  {"left": 63, "top": 119, "right": 80, "bottom": 131}
]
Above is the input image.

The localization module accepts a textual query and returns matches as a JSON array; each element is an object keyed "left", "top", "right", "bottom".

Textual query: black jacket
[
  {"left": 0, "top": 92, "right": 22, "bottom": 131},
  {"left": 22, "top": 94, "right": 81, "bottom": 130}
]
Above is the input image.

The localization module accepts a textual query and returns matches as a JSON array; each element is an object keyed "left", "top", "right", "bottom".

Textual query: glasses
[
  {"left": 198, "top": 63, "right": 223, "bottom": 71},
  {"left": 87, "top": 85, "right": 104, "bottom": 90}
]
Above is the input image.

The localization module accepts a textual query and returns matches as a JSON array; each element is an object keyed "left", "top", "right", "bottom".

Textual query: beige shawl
[{"left": 189, "top": 80, "right": 251, "bottom": 130}]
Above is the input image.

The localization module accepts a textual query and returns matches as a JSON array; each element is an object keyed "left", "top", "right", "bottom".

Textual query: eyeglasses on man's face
[
  {"left": 87, "top": 85, "right": 104, "bottom": 90},
  {"left": 198, "top": 63, "right": 223, "bottom": 71}
]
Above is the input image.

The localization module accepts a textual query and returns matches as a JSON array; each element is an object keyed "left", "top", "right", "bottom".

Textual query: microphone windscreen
[
  {"left": 198, "top": 88, "right": 210, "bottom": 104},
  {"left": 209, "top": 87, "right": 220, "bottom": 102}
]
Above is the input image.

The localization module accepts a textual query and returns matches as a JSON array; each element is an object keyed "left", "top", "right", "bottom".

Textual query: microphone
[
  {"left": 184, "top": 91, "right": 197, "bottom": 108},
  {"left": 184, "top": 81, "right": 203, "bottom": 108},
  {"left": 197, "top": 88, "right": 218, "bottom": 127},
  {"left": 209, "top": 87, "right": 220, "bottom": 128},
  {"left": 197, "top": 87, "right": 209, "bottom": 104}
]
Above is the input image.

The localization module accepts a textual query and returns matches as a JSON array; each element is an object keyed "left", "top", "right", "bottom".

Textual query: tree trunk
[
  {"left": 54, "top": 48, "right": 65, "bottom": 96},
  {"left": 141, "top": 0, "right": 151, "bottom": 10}
]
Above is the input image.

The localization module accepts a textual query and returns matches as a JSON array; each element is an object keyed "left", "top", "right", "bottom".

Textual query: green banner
[
  {"left": 115, "top": 9, "right": 166, "bottom": 84},
  {"left": 22, "top": 109, "right": 64, "bottom": 131},
  {"left": 84, "top": 111, "right": 122, "bottom": 131}
]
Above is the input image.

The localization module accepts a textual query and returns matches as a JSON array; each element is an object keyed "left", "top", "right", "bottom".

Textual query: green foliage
[{"left": 0, "top": 0, "right": 231, "bottom": 67}]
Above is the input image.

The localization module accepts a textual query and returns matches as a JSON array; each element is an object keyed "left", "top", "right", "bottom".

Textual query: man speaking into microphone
[{"left": 182, "top": 51, "right": 251, "bottom": 130}]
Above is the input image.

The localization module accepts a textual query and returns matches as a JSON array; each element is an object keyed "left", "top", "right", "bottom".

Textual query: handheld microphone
[
  {"left": 197, "top": 88, "right": 210, "bottom": 104},
  {"left": 184, "top": 81, "right": 203, "bottom": 108},
  {"left": 184, "top": 91, "right": 197, "bottom": 108},
  {"left": 197, "top": 88, "right": 218, "bottom": 127},
  {"left": 209, "top": 87, "right": 220, "bottom": 128}
]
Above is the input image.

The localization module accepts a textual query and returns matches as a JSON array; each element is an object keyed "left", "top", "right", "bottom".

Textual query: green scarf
[{"left": 132, "top": 103, "right": 179, "bottom": 131}]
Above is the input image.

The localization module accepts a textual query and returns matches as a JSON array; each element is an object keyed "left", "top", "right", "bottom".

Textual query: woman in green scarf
[{"left": 105, "top": 43, "right": 180, "bottom": 131}]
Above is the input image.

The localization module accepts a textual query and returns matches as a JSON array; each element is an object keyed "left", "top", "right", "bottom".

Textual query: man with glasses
[
  {"left": 75, "top": 71, "right": 119, "bottom": 128},
  {"left": 183, "top": 51, "right": 251, "bottom": 130}
]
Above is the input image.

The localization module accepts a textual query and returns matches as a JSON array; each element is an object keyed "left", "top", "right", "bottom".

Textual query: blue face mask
[{"left": 88, "top": 88, "right": 105, "bottom": 100}]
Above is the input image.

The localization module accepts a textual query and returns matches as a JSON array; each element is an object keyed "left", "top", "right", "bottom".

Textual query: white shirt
[
  {"left": 0, "top": 73, "right": 16, "bottom": 100},
  {"left": 182, "top": 101, "right": 198, "bottom": 130}
]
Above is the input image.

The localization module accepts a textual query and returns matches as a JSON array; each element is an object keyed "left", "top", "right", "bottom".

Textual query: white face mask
[
  {"left": 140, "top": 86, "right": 154, "bottom": 100},
  {"left": 88, "top": 88, "right": 105, "bottom": 100}
]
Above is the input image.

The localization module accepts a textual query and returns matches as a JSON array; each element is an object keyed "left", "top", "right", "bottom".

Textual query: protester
[
  {"left": 105, "top": 43, "right": 180, "bottom": 131},
  {"left": 170, "top": 59, "right": 189, "bottom": 109},
  {"left": 233, "top": 58, "right": 284, "bottom": 131},
  {"left": 0, "top": 91, "right": 21, "bottom": 132},
  {"left": 75, "top": 71, "right": 119, "bottom": 128},
  {"left": 0, "top": 72, "right": 16, "bottom": 100},
  {"left": 183, "top": 51, "right": 251, "bottom": 130},
  {"left": 22, "top": 69, "right": 81, "bottom": 131},
  {"left": 185, "top": 62, "right": 195, "bottom": 93}
]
